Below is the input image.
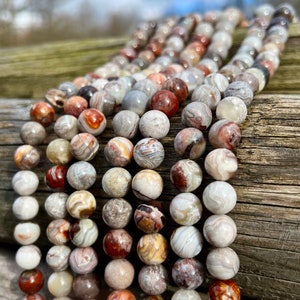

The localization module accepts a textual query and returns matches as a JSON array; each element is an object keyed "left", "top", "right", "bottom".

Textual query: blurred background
[{"left": 0, "top": 0, "right": 299, "bottom": 47}]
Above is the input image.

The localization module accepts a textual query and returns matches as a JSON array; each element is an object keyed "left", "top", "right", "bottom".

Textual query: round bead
[
  {"left": 245, "top": 67, "right": 267, "bottom": 92},
  {"left": 133, "top": 78, "right": 158, "bottom": 99},
  {"left": 14, "top": 222, "right": 40, "bottom": 245},
  {"left": 107, "top": 290, "right": 136, "bottom": 300},
  {"left": 30, "top": 101, "right": 55, "bottom": 127},
  {"left": 90, "top": 90, "right": 116, "bottom": 116},
  {"left": 172, "top": 258, "right": 205, "bottom": 289},
  {"left": 70, "top": 133, "right": 99, "bottom": 161},
  {"left": 69, "top": 219, "right": 98, "bottom": 247},
  {"left": 104, "top": 137, "right": 134, "bottom": 167},
  {"left": 104, "top": 259, "right": 135, "bottom": 290},
  {"left": 78, "top": 108, "right": 107, "bottom": 136},
  {"left": 58, "top": 81, "right": 78, "bottom": 98},
  {"left": 78, "top": 85, "right": 98, "bottom": 102},
  {"left": 170, "top": 225, "right": 203, "bottom": 258},
  {"left": 234, "top": 72, "right": 259, "bottom": 94},
  {"left": 191, "top": 84, "right": 221, "bottom": 110},
  {"left": 47, "top": 271, "right": 73, "bottom": 297},
  {"left": 45, "top": 165, "right": 68, "bottom": 192},
  {"left": 102, "top": 167, "right": 132, "bottom": 198},
  {"left": 14, "top": 145, "right": 40, "bottom": 170},
  {"left": 122, "top": 90, "right": 149, "bottom": 116},
  {"left": 204, "top": 73, "right": 229, "bottom": 93},
  {"left": 174, "top": 68, "right": 204, "bottom": 93},
  {"left": 19, "top": 269, "right": 43, "bottom": 294},
  {"left": 134, "top": 204, "right": 165, "bottom": 233},
  {"left": 162, "top": 77, "right": 189, "bottom": 103},
  {"left": 137, "top": 233, "right": 168, "bottom": 265},
  {"left": 64, "top": 96, "right": 88, "bottom": 118},
  {"left": 170, "top": 159, "right": 203, "bottom": 193},
  {"left": 203, "top": 181, "right": 237, "bottom": 214},
  {"left": 69, "top": 247, "right": 98, "bottom": 274},
  {"left": 13, "top": 196, "right": 39, "bottom": 220},
  {"left": 72, "top": 273, "right": 101, "bottom": 299},
  {"left": 131, "top": 169, "right": 163, "bottom": 201},
  {"left": 102, "top": 198, "right": 133, "bottom": 229},
  {"left": 208, "top": 279, "right": 241, "bottom": 300},
  {"left": 46, "top": 219, "right": 70, "bottom": 245},
  {"left": 224, "top": 81, "right": 254, "bottom": 106},
  {"left": 150, "top": 90, "right": 179, "bottom": 118},
  {"left": 112, "top": 110, "right": 140, "bottom": 139},
  {"left": 139, "top": 110, "right": 170, "bottom": 139},
  {"left": 16, "top": 245, "right": 41, "bottom": 269},
  {"left": 104, "top": 80, "right": 128, "bottom": 105},
  {"left": 54, "top": 115, "right": 79, "bottom": 140},
  {"left": 45, "top": 88, "right": 67, "bottom": 111},
  {"left": 46, "top": 138, "right": 72, "bottom": 165},
  {"left": 12, "top": 170, "right": 39, "bottom": 196},
  {"left": 171, "top": 289, "right": 202, "bottom": 300},
  {"left": 20, "top": 121, "right": 46, "bottom": 146},
  {"left": 138, "top": 264, "right": 168, "bottom": 295},
  {"left": 206, "top": 247, "right": 240, "bottom": 280},
  {"left": 147, "top": 72, "right": 167, "bottom": 89},
  {"left": 204, "top": 148, "right": 238, "bottom": 181},
  {"left": 46, "top": 245, "right": 71, "bottom": 272},
  {"left": 169, "top": 192, "right": 202, "bottom": 226},
  {"left": 103, "top": 229, "right": 133, "bottom": 259}
]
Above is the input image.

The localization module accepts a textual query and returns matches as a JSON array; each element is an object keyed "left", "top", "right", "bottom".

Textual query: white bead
[
  {"left": 12, "top": 196, "right": 39, "bottom": 220},
  {"left": 45, "top": 193, "right": 68, "bottom": 219},
  {"left": 15, "top": 245, "right": 41, "bottom": 269},
  {"left": 12, "top": 170, "right": 39, "bottom": 196},
  {"left": 14, "top": 222, "right": 40, "bottom": 245},
  {"left": 48, "top": 271, "right": 73, "bottom": 297},
  {"left": 172, "top": 289, "right": 202, "bottom": 300}
]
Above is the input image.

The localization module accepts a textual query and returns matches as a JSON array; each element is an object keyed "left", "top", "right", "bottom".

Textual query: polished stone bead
[
  {"left": 73, "top": 76, "right": 89, "bottom": 89},
  {"left": 12, "top": 170, "right": 39, "bottom": 196},
  {"left": 175, "top": 68, "right": 204, "bottom": 93},
  {"left": 131, "top": 169, "right": 163, "bottom": 201},
  {"left": 170, "top": 159, "right": 203, "bottom": 193},
  {"left": 166, "top": 35, "right": 185, "bottom": 52},
  {"left": 199, "top": 58, "right": 219, "bottom": 74},
  {"left": 69, "top": 247, "right": 98, "bottom": 274},
  {"left": 46, "top": 219, "right": 70, "bottom": 245},
  {"left": 112, "top": 110, "right": 140, "bottom": 139},
  {"left": 58, "top": 81, "right": 78, "bottom": 98},
  {"left": 16, "top": 245, "right": 41, "bottom": 270},
  {"left": 138, "top": 264, "right": 168, "bottom": 295},
  {"left": 70, "top": 133, "right": 99, "bottom": 161},
  {"left": 103, "top": 229, "right": 133, "bottom": 259},
  {"left": 64, "top": 96, "right": 88, "bottom": 118},
  {"left": 19, "top": 269, "right": 43, "bottom": 294},
  {"left": 47, "top": 271, "right": 73, "bottom": 297},
  {"left": 133, "top": 138, "right": 165, "bottom": 169},
  {"left": 89, "top": 90, "right": 116, "bottom": 116},
  {"left": 134, "top": 204, "right": 165, "bottom": 233},
  {"left": 78, "top": 108, "right": 106, "bottom": 136},
  {"left": 46, "top": 245, "right": 71, "bottom": 272},
  {"left": 104, "top": 259, "right": 135, "bottom": 290},
  {"left": 181, "top": 102, "right": 212, "bottom": 130},
  {"left": 172, "top": 258, "right": 205, "bottom": 289},
  {"left": 206, "top": 247, "right": 240, "bottom": 280},
  {"left": 234, "top": 72, "right": 259, "bottom": 94},
  {"left": 54, "top": 115, "right": 78, "bottom": 140},
  {"left": 150, "top": 90, "right": 179, "bottom": 118},
  {"left": 77, "top": 85, "right": 98, "bottom": 102},
  {"left": 102, "top": 198, "right": 133, "bottom": 229},
  {"left": 14, "top": 145, "right": 40, "bottom": 170},
  {"left": 273, "top": 3, "right": 297, "bottom": 23},
  {"left": 204, "top": 73, "right": 229, "bottom": 94},
  {"left": 171, "top": 289, "right": 202, "bottom": 300},
  {"left": 195, "top": 22, "right": 214, "bottom": 37},
  {"left": 45, "top": 88, "right": 67, "bottom": 111},
  {"left": 66, "top": 161, "right": 96, "bottom": 190},
  {"left": 107, "top": 289, "right": 136, "bottom": 300},
  {"left": 13, "top": 196, "right": 39, "bottom": 220},
  {"left": 231, "top": 52, "right": 254, "bottom": 69},
  {"left": 20, "top": 121, "right": 46, "bottom": 146},
  {"left": 133, "top": 78, "right": 158, "bottom": 99},
  {"left": 203, "top": 50, "right": 223, "bottom": 68},
  {"left": 137, "top": 233, "right": 168, "bottom": 265},
  {"left": 245, "top": 67, "right": 267, "bottom": 92},
  {"left": 170, "top": 225, "right": 203, "bottom": 258},
  {"left": 254, "top": 3, "right": 275, "bottom": 20},
  {"left": 122, "top": 90, "right": 149, "bottom": 116},
  {"left": 104, "top": 137, "right": 134, "bottom": 167},
  {"left": 208, "top": 279, "right": 241, "bottom": 300},
  {"left": 191, "top": 84, "right": 221, "bottom": 110},
  {"left": 162, "top": 77, "right": 189, "bottom": 104},
  {"left": 219, "top": 64, "right": 242, "bottom": 83},
  {"left": 66, "top": 190, "right": 96, "bottom": 219},
  {"left": 169, "top": 192, "right": 202, "bottom": 226},
  {"left": 207, "top": 40, "right": 229, "bottom": 61},
  {"left": 69, "top": 219, "right": 98, "bottom": 247},
  {"left": 179, "top": 48, "right": 201, "bottom": 68},
  {"left": 45, "top": 165, "right": 68, "bottom": 192},
  {"left": 104, "top": 81, "right": 127, "bottom": 105},
  {"left": 30, "top": 101, "right": 56, "bottom": 127},
  {"left": 72, "top": 273, "right": 101, "bottom": 299},
  {"left": 224, "top": 81, "right": 254, "bottom": 106},
  {"left": 46, "top": 138, "right": 73, "bottom": 165},
  {"left": 14, "top": 222, "right": 40, "bottom": 245},
  {"left": 204, "top": 214, "right": 237, "bottom": 247}
]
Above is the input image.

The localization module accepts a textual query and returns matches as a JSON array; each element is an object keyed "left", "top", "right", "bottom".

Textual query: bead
[
  {"left": 46, "top": 245, "right": 71, "bottom": 272},
  {"left": 73, "top": 76, "right": 89, "bottom": 88},
  {"left": 131, "top": 169, "right": 163, "bottom": 201},
  {"left": 104, "top": 259, "right": 135, "bottom": 290},
  {"left": 181, "top": 102, "right": 212, "bottom": 130},
  {"left": 30, "top": 101, "right": 56, "bottom": 127},
  {"left": 133, "top": 138, "right": 165, "bottom": 169},
  {"left": 77, "top": 85, "right": 98, "bottom": 102},
  {"left": 90, "top": 90, "right": 116, "bottom": 116},
  {"left": 219, "top": 65, "right": 242, "bottom": 83},
  {"left": 254, "top": 4, "right": 275, "bottom": 20},
  {"left": 139, "top": 110, "right": 170, "bottom": 139},
  {"left": 198, "top": 58, "right": 219, "bottom": 74},
  {"left": 133, "top": 78, "right": 158, "bottom": 99},
  {"left": 45, "top": 165, "right": 68, "bottom": 192},
  {"left": 274, "top": 3, "right": 297, "bottom": 23},
  {"left": 69, "top": 218, "right": 98, "bottom": 247},
  {"left": 104, "top": 137, "right": 134, "bottom": 167},
  {"left": 70, "top": 133, "right": 99, "bottom": 161},
  {"left": 19, "top": 269, "right": 43, "bottom": 294},
  {"left": 46, "top": 219, "right": 70, "bottom": 245},
  {"left": 172, "top": 258, "right": 205, "bottom": 289},
  {"left": 175, "top": 68, "right": 204, "bottom": 93},
  {"left": 13, "top": 196, "right": 39, "bottom": 220},
  {"left": 206, "top": 247, "right": 240, "bottom": 280},
  {"left": 45, "top": 88, "right": 67, "bottom": 111},
  {"left": 171, "top": 289, "right": 202, "bottom": 300},
  {"left": 14, "top": 145, "right": 40, "bottom": 170},
  {"left": 147, "top": 72, "right": 167, "bottom": 89},
  {"left": 170, "top": 159, "right": 203, "bottom": 193},
  {"left": 150, "top": 90, "right": 179, "bottom": 118},
  {"left": 20, "top": 121, "right": 46, "bottom": 146},
  {"left": 64, "top": 96, "right": 88, "bottom": 118},
  {"left": 170, "top": 225, "right": 203, "bottom": 258},
  {"left": 169, "top": 192, "right": 202, "bottom": 226},
  {"left": 137, "top": 233, "right": 168, "bottom": 265},
  {"left": 12, "top": 170, "right": 39, "bottom": 196},
  {"left": 138, "top": 264, "right": 168, "bottom": 295},
  {"left": 69, "top": 247, "right": 98, "bottom": 274},
  {"left": 112, "top": 110, "right": 140, "bottom": 139},
  {"left": 103, "top": 229, "right": 133, "bottom": 259},
  {"left": 191, "top": 84, "right": 221, "bottom": 110},
  {"left": 205, "top": 148, "right": 238, "bottom": 181},
  {"left": 16, "top": 245, "right": 41, "bottom": 270},
  {"left": 174, "top": 128, "right": 206, "bottom": 160},
  {"left": 107, "top": 290, "right": 136, "bottom": 300},
  {"left": 216, "top": 96, "right": 247, "bottom": 124},
  {"left": 46, "top": 138, "right": 72, "bottom": 165},
  {"left": 102, "top": 198, "right": 133, "bottom": 229},
  {"left": 202, "top": 178, "right": 236, "bottom": 214},
  {"left": 204, "top": 73, "right": 229, "bottom": 94},
  {"left": 54, "top": 115, "right": 79, "bottom": 140},
  {"left": 78, "top": 108, "right": 107, "bottom": 136},
  {"left": 58, "top": 81, "right": 78, "bottom": 98},
  {"left": 224, "top": 81, "right": 254, "bottom": 106},
  {"left": 14, "top": 222, "right": 40, "bottom": 245},
  {"left": 122, "top": 90, "right": 149, "bottom": 116},
  {"left": 134, "top": 204, "right": 165, "bottom": 233},
  {"left": 231, "top": 52, "right": 254, "bottom": 68},
  {"left": 162, "top": 77, "right": 189, "bottom": 104},
  {"left": 47, "top": 271, "right": 73, "bottom": 297},
  {"left": 245, "top": 67, "right": 267, "bottom": 92},
  {"left": 102, "top": 167, "right": 132, "bottom": 198},
  {"left": 72, "top": 273, "right": 101, "bottom": 299},
  {"left": 234, "top": 72, "right": 259, "bottom": 94},
  {"left": 208, "top": 279, "right": 241, "bottom": 300},
  {"left": 209, "top": 119, "right": 241, "bottom": 150}
]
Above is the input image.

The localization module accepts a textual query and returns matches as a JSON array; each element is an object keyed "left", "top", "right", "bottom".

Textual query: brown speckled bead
[
  {"left": 14, "top": 145, "right": 40, "bottom": 170},
  {"left": 64, "top": 96, "right": 88, "bottom": 118},
  {"left": 30, "top": 101, "right": 56, "bottom": 127}
]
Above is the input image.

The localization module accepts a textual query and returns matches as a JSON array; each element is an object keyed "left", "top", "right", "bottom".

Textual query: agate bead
[
  {"left": 14, "top": 145, "right": 40, "bottom": 170},
  {"left": 77, "top": 85, "right": 98, "bottom": 102},
  {"left": 107, "top": 290, "right": 136, "bottom": 300},
  {"left": 224, "top": 81, "right": 254, "bottom": 106},
  {"left": 112, "top": 110, "right": 140, "bottom": 139},
  {"left": 90, "top": 90, "right": 116, "bottom": 116},
  {"left": 45, "top": 88, "right": 67, "bottom": 111},
  {"left": 46, "top": 245, "right": 71, "bottom": 272},
  {"left": 16, "top": 245, "right": 41, "bottom": 270},
  {"left": 208, "top": 279, "right": 241, "bottom": 300},
  {"left": 69, "top": 219, "right": 98, "bottom": 247},
  {"left": 234, "top": 72, "right": 259, "bottom": 94},
  {"left": 191, "top": 84, "right": 221, "bottom": 110},
  {"left": 30, "top": 101, "right": 56, "bottom": 127},
  {"left": 47, "top": 271, "right": 73, "bottom": 297},
  {"left": 13, "top": 196, "right": 39, "bottom": 220},
  {"left": 69, "top": 247, "right": 98, "bottom": 274},
  {"left": 122, "top": 90, "right": 149, "bottom": 116},
  {"left": 204, "top": 73, "right": 229, "bottom": 94},
  {"left": 14, "top": 222, "right": 40, "bottom": 245},
  {"left": 45, "top": 165, "right": 68, "bottom": 192},
  {"left": 150, "top": 90, "right": 179, "bottom": 118},
  {"left": 78, "top": 108, "right": 107, "bottom": 136},
  {"left": 46, "top": 219, "right": 70, "bottom": 245},
  {"left": 72, "top": 273, "right": 101, "bottom": 299},
  {"left": 46, "top": 138, "right": 72, "bottom": 165},
  {"left": 58, "top": 81, "right": 78, "bottom": 98},
  {"left": 12, "top": 170, "right": 39, "bottom": 196},
  {"left": 19, "top": 269, "right": 43, "bottom": 294},
  {"left": 64, "top": 96, "right": 88, "bottom": 118},
  {"left": 54, "top": 115, "right": 79, "bottom": 140},
  {"left": 171, "top": 289, "right": 202, "bottom": 300},
  {"left": 162, "top": 77, "right": 189, "bottom": 103},
  {"left": 20, "top": 121, "right": 46, "bottom": 146},
  {"left": 133, "top": 78, "right": 158, "bottom": 99},
  {"left": 70, "top": 133, "right": 99, "bottom": 161}
]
